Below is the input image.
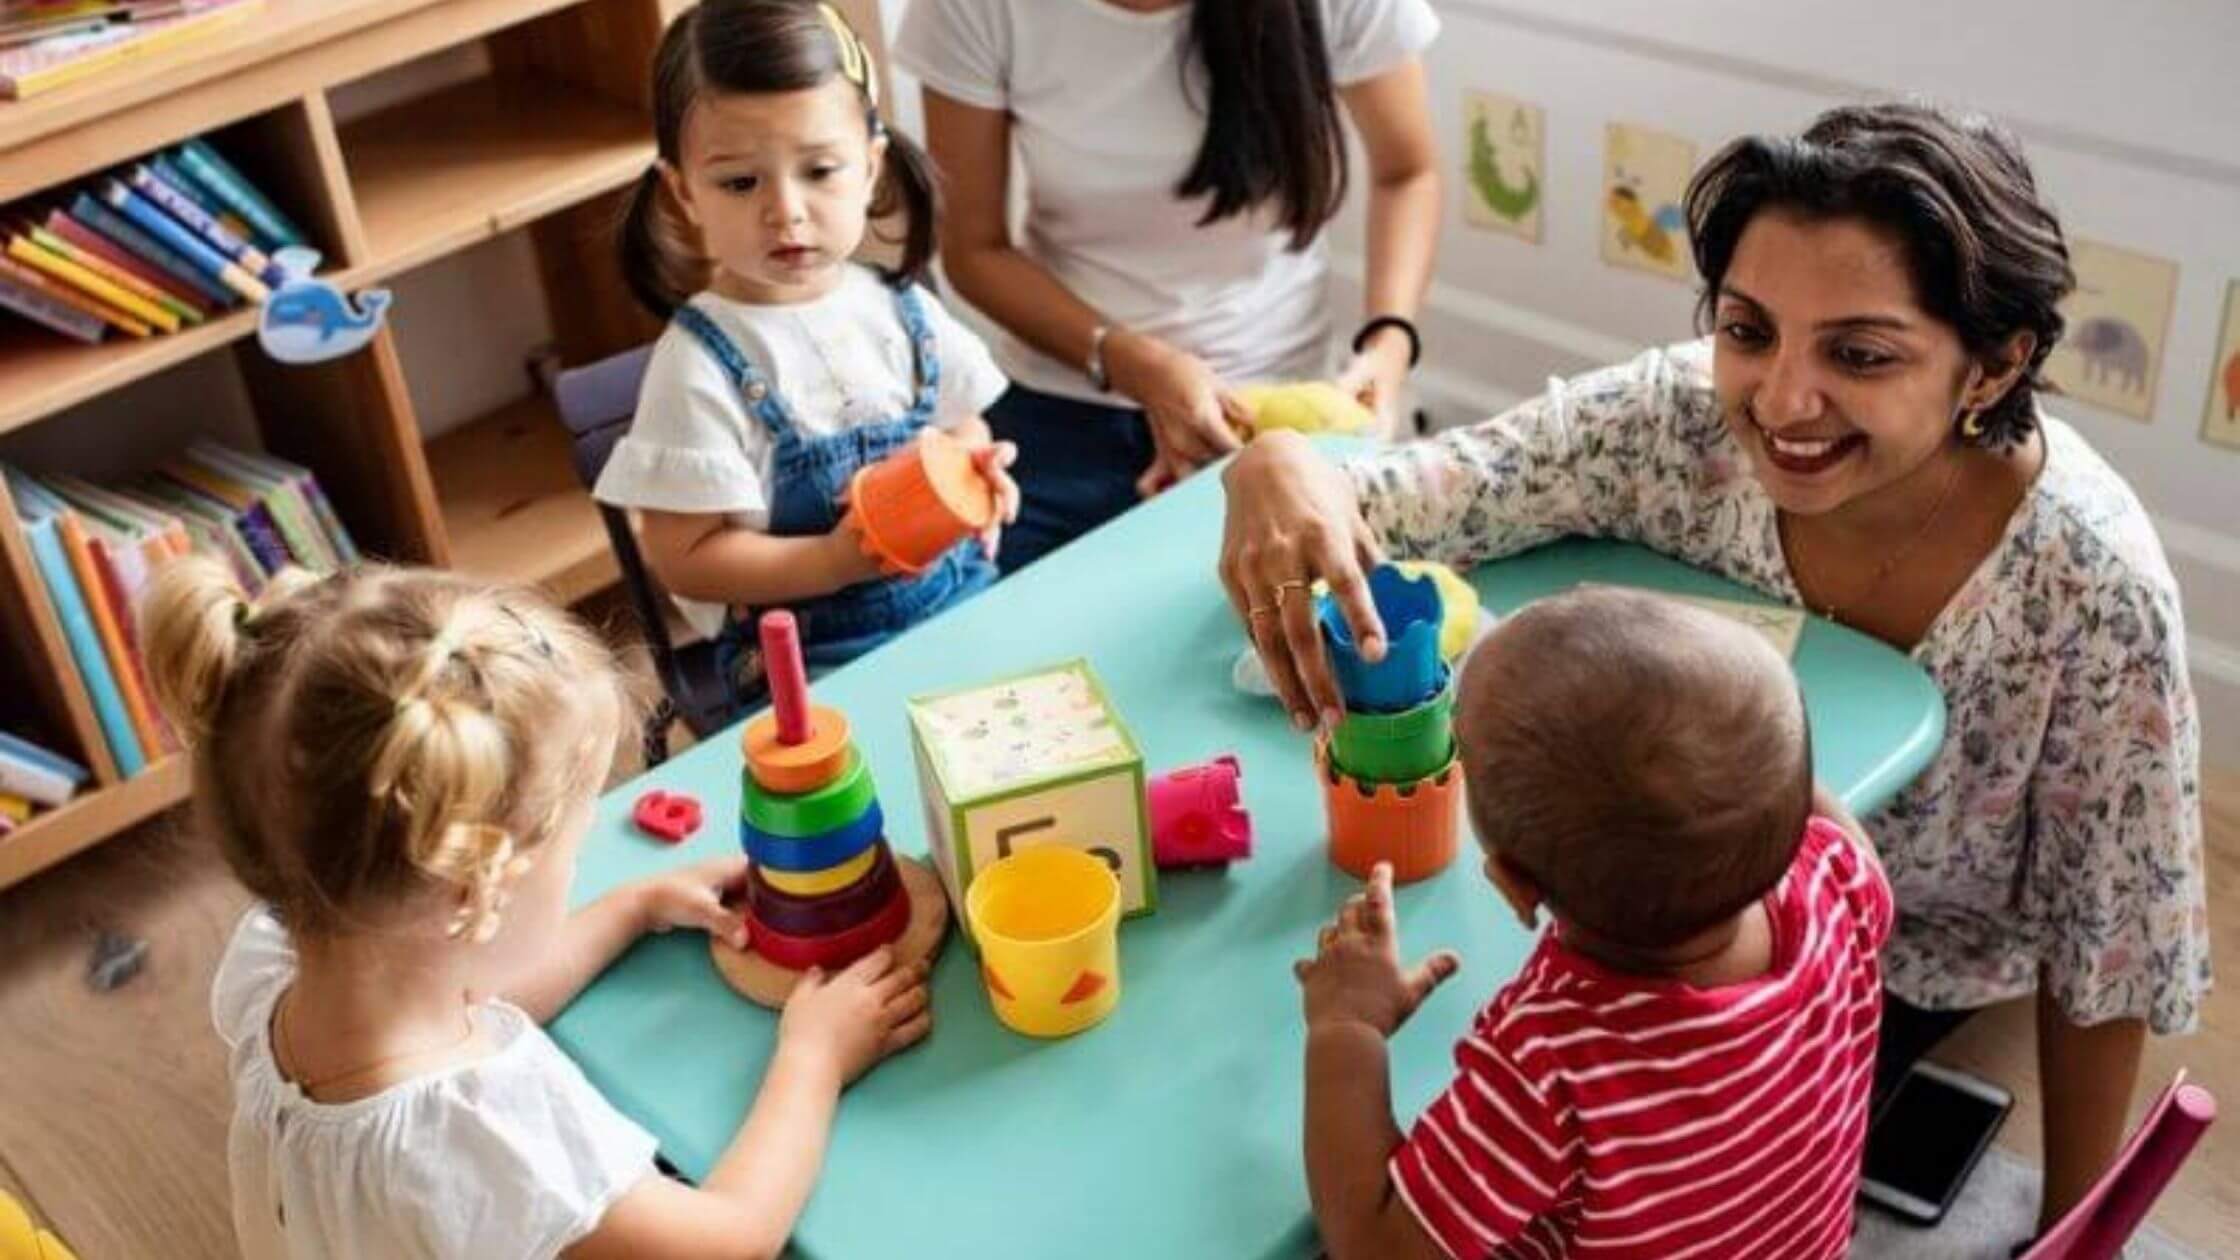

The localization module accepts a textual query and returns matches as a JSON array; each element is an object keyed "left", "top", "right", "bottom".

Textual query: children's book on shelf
[
  {"left": 0, "top": 0, "right": 263, "bottom": 101},
  {"left": 0, "top": 132, "right": 307, "bottom": 346},
  {"left": 0, "top": 446, "right": 352, "bottom": 777},
  {"left": 3, "top": 464, "right": 145, "bottom": 776},
  {"left": 0, "top": 729, "right": 90, "bottom": 808}
]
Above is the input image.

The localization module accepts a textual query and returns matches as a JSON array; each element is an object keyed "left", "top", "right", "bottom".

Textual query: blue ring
[{"left": 740, "top": 799, "right": 884, "bottom": 872}]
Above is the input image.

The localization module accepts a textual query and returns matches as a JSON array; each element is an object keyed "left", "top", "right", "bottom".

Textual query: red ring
[
  {"left": 748, "top": 846, "right": 900, "bottom": 938},
  {"left": 746, "top": 879, "right": 911, "bottom": 971}
]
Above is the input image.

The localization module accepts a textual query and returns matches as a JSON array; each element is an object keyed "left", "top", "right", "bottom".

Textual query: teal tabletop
[{"left": 549, "top": 460, "right": 1947, "bottom": 1260}]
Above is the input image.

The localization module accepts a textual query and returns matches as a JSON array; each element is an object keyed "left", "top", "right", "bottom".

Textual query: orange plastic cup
[
  {"left": 1316, "top": 738, "right": 1462, "bottom": 884},
  {"left": 843, "top": 430, "right": 998, "bottom": 576}
]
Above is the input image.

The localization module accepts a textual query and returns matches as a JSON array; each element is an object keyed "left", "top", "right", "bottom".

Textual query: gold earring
[{"left": 1960, "top": 408, "right": 1986, "bottom": 440}]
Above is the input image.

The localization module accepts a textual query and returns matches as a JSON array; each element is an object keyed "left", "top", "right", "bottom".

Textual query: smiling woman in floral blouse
[{"left": 1220, "top": 101, "right": 2207, "bottom": 1236}]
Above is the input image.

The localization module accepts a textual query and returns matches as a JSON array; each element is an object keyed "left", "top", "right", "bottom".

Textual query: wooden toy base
[{"left": 711, "top": 855, "right": 951, "bottom": 1008}]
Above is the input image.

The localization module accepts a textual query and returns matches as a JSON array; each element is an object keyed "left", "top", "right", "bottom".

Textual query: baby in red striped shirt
[{"left": 1298, "top": 586, "right": 1893, "bottom": 1260}]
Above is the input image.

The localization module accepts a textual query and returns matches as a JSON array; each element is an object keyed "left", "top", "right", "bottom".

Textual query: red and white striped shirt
[{"left": 1391, "top": 817, "right": 1893, "bottom": 1259}]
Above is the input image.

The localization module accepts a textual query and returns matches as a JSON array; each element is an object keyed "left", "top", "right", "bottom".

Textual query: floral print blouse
[{"left": 1349, "top": 340, "right": 2208, "bottom": 1033}]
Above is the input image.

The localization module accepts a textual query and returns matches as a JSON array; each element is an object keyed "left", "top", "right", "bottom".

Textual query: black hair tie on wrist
[{"left": 1352, "top": 315, "right": 1421, "bottom": 368}]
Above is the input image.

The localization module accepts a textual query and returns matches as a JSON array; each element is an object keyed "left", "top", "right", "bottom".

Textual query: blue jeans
[{"left": 986, "top": 385, "right": 1156, "bottom": 575}]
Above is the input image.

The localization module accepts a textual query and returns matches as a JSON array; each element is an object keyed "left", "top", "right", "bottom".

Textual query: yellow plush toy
[
  {"left": 1395, "top": 560, "right": 1480, "bottom": 662},
  {"left": 1231, "top": 381, "right": 1376, "bottom": 436},
  {"left": 0, "top": 1192, "right": 79, "bottom": 1260}
]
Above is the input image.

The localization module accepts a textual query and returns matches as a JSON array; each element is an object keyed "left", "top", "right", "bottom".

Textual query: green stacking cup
[{"left": 1330, "top": 677, "right": 1455, "bottom": 784}]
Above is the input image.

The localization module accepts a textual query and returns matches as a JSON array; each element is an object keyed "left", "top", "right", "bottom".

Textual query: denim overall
[{"left": 672, "top": 287, "right": 996, "bottom": 707}]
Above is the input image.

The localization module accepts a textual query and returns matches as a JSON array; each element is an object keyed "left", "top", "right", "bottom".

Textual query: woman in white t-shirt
[{"left": 896, "top": 0, "right": 1441, "bottom": 571}]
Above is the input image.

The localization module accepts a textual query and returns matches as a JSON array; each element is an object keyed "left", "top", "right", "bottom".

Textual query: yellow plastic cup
[{"left": 965, "top": 846, "right": 1122, "bottom": 1038}]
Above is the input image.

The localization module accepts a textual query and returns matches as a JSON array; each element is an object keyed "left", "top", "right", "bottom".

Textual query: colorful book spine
[
  {"left": 45, "top": 210, "right": 207, "bottom": 322},
  {"left": 17, "top": 226, "right": 181, "bottom": 331},
  {"left": 47, "top": 478, "right": 178, "bottom": 754},
  {"left": 69, "top": 192, "right": 235, "bottom": 309},
  {"left": 127, "top": 163, "right": 280, "bottom": 287},
  {"left": 0, "top": 730, "right": 88, "bottom": 807},
  {"left": 56, "top": 511, "right": 165, "bottom": 759},
  {"left": 0, "top": 258, "right": 103, "bottom": 341},
  {"left": 129, "top": 480, "right": 265, "bottom": 592},
  {"left": 18, "top": 512, "right": 144, "bottom": 776},
  {"left": 207, "top": 445, "right": 359, "bottom": 564},
  {"left": 0, "top": 240, "right": 150, "bottom": 336},
  {"left": 148, "top": 466, "right": 287, "bottom": 576},
  {"left": 172, "top": 138, "right": 306, "bottom": 251},
  {"left": 98, "top": 180, "right": 268, "bottom": 303},
  {"left": 151, "top": 154, "right": 260, "bottom": 245},
  {"left": 187, "top": 443, "right": 333, "bottom": 570}
]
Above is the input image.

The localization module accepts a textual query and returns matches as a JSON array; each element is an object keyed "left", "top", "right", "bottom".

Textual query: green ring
[
  {"left": 740, "top": 748, "right": 878, "bottom": 837},
  {"left": 1331, "top": 682, "right": 1455, "bottom": 784}
]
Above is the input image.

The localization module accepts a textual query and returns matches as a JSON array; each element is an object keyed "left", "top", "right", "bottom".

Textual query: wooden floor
[{"left": 1, "top": 667, "right": 2235, "bottom": 1252}]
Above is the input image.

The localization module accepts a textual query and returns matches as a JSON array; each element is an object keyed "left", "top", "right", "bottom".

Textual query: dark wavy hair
[
  {"left": 1684, "top": 101, "right": 2076, "bottom": 447},
  {"left": 1177, "top": 0, "right": 1349, "bottom": 251},
  {"left": 618, "top": 0, "right": 938, "bottom": 317}
]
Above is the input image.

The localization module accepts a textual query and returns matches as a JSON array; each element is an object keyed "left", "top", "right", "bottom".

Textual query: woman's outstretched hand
[{"left": 1217, "top": 431, "right": 1388, "bottom": 731}]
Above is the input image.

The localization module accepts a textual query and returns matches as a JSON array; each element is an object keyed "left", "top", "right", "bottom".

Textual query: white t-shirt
[
  {"left": 593, "top": 265, "right": 1008, "bottom": 636},
  {"left": 214, "top": 910, "right": 660, "bottom": 1260},
  {"left": 894, "top": 0, "right": 1440, "bottom": 404}
]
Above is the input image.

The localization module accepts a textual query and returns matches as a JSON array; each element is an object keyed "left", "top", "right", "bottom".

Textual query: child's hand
[
  {"left": 821, "top": 519, "right": 887, "bottom": 587},
  {"left": 778, "top": 946, "right": 932, "bottom": 1085},
  {"left": 1294, "top": 863, "right": 1459, "bottom": 1039},
  {"left": 633, "top": 855, "right": 753, "bottom": 949},
  {"left": 972, "top": 440, "right": 1021, "bottom": 561}
]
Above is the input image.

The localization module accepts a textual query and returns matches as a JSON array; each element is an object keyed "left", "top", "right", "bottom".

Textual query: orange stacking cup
[
  {"left": 1317, "top": 738, "right": 1462, "bottom": 885},
  {"left": 843, "top": 429, "right": 998, "bottom": 576}
]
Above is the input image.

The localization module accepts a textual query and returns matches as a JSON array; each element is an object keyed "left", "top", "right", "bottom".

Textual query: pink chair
[{"left": 2018, "top": 1072, "right": 2215, "bottom": 1260}]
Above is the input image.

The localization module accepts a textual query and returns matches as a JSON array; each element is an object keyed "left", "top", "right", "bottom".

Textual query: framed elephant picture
[{"left": 2045, "top": 239, "right": 2179, "bottom": 423}]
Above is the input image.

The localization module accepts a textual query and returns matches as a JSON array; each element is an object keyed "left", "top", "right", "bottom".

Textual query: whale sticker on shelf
[{"left": 257, "top": 247, "right": 392, "bottom": 364}]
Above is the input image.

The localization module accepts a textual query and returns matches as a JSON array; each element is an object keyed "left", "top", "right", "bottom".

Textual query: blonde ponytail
[{"left": 170, "top": 563, "right": 624, "bottom": 938}]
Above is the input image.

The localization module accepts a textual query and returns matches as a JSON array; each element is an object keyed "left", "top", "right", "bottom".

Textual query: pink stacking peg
[{"left": 761, "top": 610, "right": 812, "bottom": 746}]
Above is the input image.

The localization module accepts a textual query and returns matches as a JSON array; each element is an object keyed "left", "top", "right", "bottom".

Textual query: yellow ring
[{"left": 759, "top": 847, "right": 878, "bottom": 896}]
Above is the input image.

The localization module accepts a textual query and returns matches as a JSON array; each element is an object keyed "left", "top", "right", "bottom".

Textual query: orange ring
[
  {"left": 1316, "top": 737, "right": 1461, "bottom": 885},
  {"left": 742, "top": 704, "right": 853, "bottom": 794}
]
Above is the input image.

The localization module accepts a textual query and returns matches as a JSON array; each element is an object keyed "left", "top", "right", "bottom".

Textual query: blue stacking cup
[{"left": 1319, "top": 564, "right": 1446, "bottom": 713}]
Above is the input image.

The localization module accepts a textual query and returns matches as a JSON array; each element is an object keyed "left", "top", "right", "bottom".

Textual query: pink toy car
[{"left": 1149, "top": 755, "right": 1253, "bottom": 868}]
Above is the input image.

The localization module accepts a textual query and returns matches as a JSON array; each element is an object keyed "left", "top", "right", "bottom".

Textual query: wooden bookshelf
[
  {"left": 427, "top": 393, "right": 616, "bottom": 605},
  {"left": 343, "top": 74, "right": 652, "bottom": 277},
  {"left": 0, "top": 756, "right": 189, "bottom": 891},
  {"left": 0, "top": 0, "right": 674, "bottom": 891}
]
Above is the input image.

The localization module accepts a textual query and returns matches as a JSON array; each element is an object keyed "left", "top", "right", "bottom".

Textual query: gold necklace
[
  {"left": 275, "top": 989, "right": 479, "bottom": 1097},
  {"left": 1781, "top": 455, "right": 1966, "bottom": 624}
]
